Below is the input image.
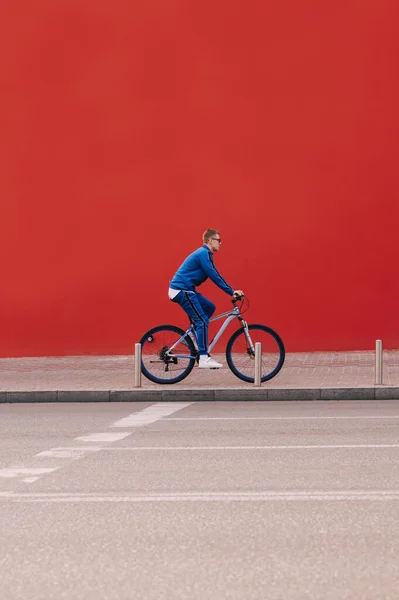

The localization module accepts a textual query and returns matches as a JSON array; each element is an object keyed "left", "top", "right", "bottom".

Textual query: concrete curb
[{"left": 1, "top": 387, "right": 399, "bottom": 403}]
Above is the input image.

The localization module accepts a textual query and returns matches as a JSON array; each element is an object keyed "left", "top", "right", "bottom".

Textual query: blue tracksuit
[{"left": 169, "top": 245, "right": 234, "bottom": 355}]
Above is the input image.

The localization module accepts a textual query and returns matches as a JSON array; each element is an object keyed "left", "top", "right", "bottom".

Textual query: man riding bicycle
[{"left": 168, "top": 229, "right": 244, "bottom": 369}]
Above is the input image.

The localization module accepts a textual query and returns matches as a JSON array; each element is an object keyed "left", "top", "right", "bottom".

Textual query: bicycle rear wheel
[
  {"left": 140, "top": 325, "right": 196, "bottom": 384},
  {"left": 226, "top": 324, "right": 285, "bottom": 383}
]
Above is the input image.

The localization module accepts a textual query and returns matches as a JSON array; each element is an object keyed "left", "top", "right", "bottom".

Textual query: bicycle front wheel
[
  {"left": 226, "top": 324, "right": 285, "bottom": 383},
  {"left": 140, "top": 325, "right": 196, "bottom": 384}
]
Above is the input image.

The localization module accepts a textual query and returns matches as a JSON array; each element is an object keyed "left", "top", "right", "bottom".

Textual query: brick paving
[{"left": 0, "top": 351, "right": 398, "bottom": 392}]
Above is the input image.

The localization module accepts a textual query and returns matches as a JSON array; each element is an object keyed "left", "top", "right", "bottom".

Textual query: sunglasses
[{"left": 211, "top": 238, "right": 222, "bottom": 243}]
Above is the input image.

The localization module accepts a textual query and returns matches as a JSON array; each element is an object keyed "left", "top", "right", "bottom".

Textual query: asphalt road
[{"left": 1, "top": 400, "right": 399, "bottom": 600}]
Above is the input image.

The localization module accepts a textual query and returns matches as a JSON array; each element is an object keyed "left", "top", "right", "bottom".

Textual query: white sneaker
[{"left": 198, "top": 355, "right": 223, "bottom": 369}]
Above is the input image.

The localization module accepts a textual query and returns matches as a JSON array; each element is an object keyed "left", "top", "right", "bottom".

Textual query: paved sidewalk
[{"left": 1, "top": 351, "right": 398, "bottom": 402}]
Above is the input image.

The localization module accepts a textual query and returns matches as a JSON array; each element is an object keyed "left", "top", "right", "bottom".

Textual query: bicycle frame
[{"left": 166, "top": 303, "right": 254, "bottom": 360}]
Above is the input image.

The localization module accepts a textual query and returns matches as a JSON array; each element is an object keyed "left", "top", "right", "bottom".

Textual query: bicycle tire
[
  {"left": 226, "top": 323, "right": 285, "bottom": 383},
  {"left": 140, "top": 325, "right": 196, "bottom": 384}
]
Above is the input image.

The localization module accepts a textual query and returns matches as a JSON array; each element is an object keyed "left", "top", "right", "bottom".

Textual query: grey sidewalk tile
[
  {"left": 161, "top": 389, "right": 215, "bottom": 402},
  {"left": 57, "top": 391, "right": 110, "bottom": 402},
  {"left": 267, "top": 388, "right": 321, "bottom": 401},
  {"left": 5, "top": 391, "right": 58, "bottom": 403},
  {"left": 214, "top": 388, "right": 268, "bottom": 401},
  {"left": 320, "top": 388, "right": 375, "bottom": 400},
  {"left": 110, "top": 390, "right": 162, "bottom": 403},
  {"left": 375, "top": 387, "right": 399, "bottom": 399}
]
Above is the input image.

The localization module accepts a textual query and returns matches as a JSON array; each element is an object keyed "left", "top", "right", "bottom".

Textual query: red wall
[{"left": 1, "top": 0, "right": 398, "bottom": 357}]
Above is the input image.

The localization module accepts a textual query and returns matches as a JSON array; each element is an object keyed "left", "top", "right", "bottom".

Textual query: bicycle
[{"left": 139, "top": 295, "right": 285, "bottom": 384}]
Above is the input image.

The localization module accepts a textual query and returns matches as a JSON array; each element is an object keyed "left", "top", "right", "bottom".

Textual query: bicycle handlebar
[{"left": 232, "top": 293, "right": 244, "bottom": 303}]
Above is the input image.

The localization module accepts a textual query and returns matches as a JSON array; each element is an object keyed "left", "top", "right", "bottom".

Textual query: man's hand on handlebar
[{"left": 233, "top": 290, "right": 244, "bottom": 300}]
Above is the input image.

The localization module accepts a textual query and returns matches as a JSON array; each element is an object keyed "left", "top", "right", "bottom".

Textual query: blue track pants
[{"left": 171, "top": 291, "right": 216, "bottom": 355}]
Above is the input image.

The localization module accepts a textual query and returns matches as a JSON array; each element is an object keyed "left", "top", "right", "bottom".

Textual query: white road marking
[
  {"left": 0, "top": 403, "right": 196, "bottom": 489},
  {"left": 164, "top": 416, "right": 399, "bottom": 421},
  {"left": 93, "top": 444, "right": 399, "bottom": 450},
  {"left": 75, "top": 432, "right": 131, "bottom": 442},
  {"left": 35, "top": 447, "right": 102, "bottom": 459},
  {"left": 1, "top": 490, "right": 399, "bottom": 502},
  {"left": 111, "top": 402, "right": 193, "bottom": 428},
  {"left": 0, "top": 467, "right": 59, "bottom": 479}
]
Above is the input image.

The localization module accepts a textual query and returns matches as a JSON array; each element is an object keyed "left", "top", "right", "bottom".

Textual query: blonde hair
[{"left": 202, "top": 228, "right": 220, "bottom": 244}]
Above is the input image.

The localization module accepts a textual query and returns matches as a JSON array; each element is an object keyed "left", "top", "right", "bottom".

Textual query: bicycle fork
[{"left": 240, "top": 319, "right": 256, "bottom": 357}]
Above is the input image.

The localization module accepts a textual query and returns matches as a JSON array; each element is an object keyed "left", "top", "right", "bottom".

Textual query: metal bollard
[
  {"left": 375, "top": 339, "right": 383, "bottom": 385},
  {"left": 254, "top": 342, "right": 262, "bottom": 386},
  {"left": 135, "top": 343, "right": 142, "bottom": 388}
]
